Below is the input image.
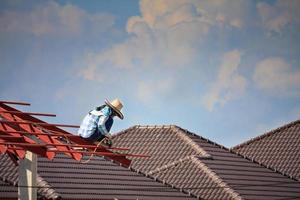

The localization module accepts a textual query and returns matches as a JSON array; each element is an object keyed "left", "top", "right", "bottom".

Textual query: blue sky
[{"left": 1, "top": 0, "right": 299, "bottom": 147}]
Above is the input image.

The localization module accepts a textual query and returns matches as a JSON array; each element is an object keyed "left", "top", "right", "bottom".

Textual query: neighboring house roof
[
  {"left": 0, "top": 179, "right": 17, "bottom": 200},
  {"left": 0, "top": 153, "right": 197, "bottom": 200},
  {"left": 112, "top": 125, "right": 300, "bottom": 200},
  {"left": 232, "top": 119, "right": 300, "bottom": 181}
]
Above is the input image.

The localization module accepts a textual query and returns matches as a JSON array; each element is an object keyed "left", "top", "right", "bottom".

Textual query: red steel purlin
[{"left": 0, "top": 100, "right": 148, "bottom": 167}]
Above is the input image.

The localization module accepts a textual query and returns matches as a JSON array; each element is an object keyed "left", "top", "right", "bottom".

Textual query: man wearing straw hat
[{"left": 77, "top": 99, "right": 124, "bottom": 146}]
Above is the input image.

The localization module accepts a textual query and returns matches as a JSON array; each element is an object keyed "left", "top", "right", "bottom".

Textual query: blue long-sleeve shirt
[{"left": 77, "top": 106, "right": 114, "bottom": 141}]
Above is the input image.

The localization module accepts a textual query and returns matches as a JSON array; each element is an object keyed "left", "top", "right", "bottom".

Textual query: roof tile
[
  {"left": 113, "top": 125, "right": 300, "bottom": 199},
  {"left": 232, "top": 119, "right": 300, "bottom": 181},
  {"left": 0, "top": 153, "right": 197, "bottom": 200}
]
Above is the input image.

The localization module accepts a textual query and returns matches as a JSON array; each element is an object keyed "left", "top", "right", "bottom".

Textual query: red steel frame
[{"left": 0, "top": 100, "right": 149, "bottom": 167}]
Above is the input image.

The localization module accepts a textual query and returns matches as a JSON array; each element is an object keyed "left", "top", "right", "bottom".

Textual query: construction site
[
  {"left": 0, "top": 100, "right": 299, "bottom": 199},
  {"left": 1, "top": 0, "right": 300, "bottom": 199}
]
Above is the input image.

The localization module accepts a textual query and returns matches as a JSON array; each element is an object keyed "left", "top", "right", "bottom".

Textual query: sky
[{"left": 0, "top": 0, "right": 299, "bottom": 147}]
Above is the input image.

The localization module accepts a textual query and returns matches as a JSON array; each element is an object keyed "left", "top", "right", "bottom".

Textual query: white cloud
[
  {"left": 78, "top": 0, "right": 251, "bottom": 80},
  {"left": 195, "top": 0, "right": 250, "bottom": 28},
  {"left": 253, "top": 57, "right": 300, "bottom": 96},
  {"left": 202, "top": 50, "right": 247, "bottom": 111},
  {"left": 0, "top": 1, "right": 115, "bottom": 36},
  {"left": 257, "top": 0, "right": 300, "bottom": 33},
  {"left": 137, "top": 78, "right": 175, "bottom": 104}
]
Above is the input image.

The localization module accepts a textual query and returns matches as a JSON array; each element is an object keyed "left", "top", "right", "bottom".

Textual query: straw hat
[{"left": 105, "top": 98, "right": 124, "bottom": 119}]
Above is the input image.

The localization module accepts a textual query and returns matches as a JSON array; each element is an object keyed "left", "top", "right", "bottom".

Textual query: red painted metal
[
  {"left": 0, "top": 135, "right": 24, "bottom": 142},
  {"left": 0, "top": 101, "right": 144, "bottom": 167},
  {"left": 0, "top": 100, "right": 30, "bottom": 106},
  {"left": 1, "top": 130, "right": 80, "bottom": 138},
  {"left": 0, "top": 134, "right": 130, "bottom": 151},
  {"left": 0, "top": 111, "right": 72, "bottom": 160},
  {"left": 0, "top": 111, "right": 56, "bottom": 117},
  {"left": 6, "top": 146, "right": 148, "bottom": 158},
  {"left": 0, "top": 124, "right": 53, "bottom": 159},
  {"left": 0, "top": 120, "right": 80, "bottom": 128},
  {"left": 1, "top": 106, "right": 133, "bottom": 165},
  {"left": 0, "top": 144, "right": 7, "bottom": 153}
]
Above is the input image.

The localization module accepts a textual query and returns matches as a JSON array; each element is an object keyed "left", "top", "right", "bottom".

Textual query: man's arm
[{"left": 97, "top": 106, "right": 112, "bottom": 136}]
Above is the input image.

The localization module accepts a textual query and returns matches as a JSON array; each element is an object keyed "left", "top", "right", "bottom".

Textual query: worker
[{"left": 77, "top": 99, "right": 124, "bottom": 146}]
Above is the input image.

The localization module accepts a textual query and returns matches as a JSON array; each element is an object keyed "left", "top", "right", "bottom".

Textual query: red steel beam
[
  {"left": 1, "top": 130, "right": 79, "bottom": 138},
  {"left": 0, "top": 131, "right": 130, "bottom": 150},
  {"left": 0, "top": 122, "right": 52, "bottom": 159},
  {"left": 0, "top": 144, "right": 7, "bottom": 154},
  {"left": 0, "top": 103, "right": 132, "bottom": 166},
  {"left": 0, "top": 142, "right": 131, "bottom": 151},
  {"left": 0, "top": 100, "right": 30, "bottom": 106},
  {"left": 10, "top": 146, "right": 131, "bottom": 167},
  {"left": 0, "top": 111, "right": 56, "bottom": 117},
  {"left": 0, "top": 135, "right": 24, "bottom": 142},
  {"left": 7, "top": 146, "right": 146, "bottom": 158},
  {"left": 0, "top": 142, "right": 45, "bottom": 147},
  {"left": 0, "top": 109, "right": 82, "bottom": 161},
  {"left": 0, "top": 120, "right": 80, "bottom": 128}
]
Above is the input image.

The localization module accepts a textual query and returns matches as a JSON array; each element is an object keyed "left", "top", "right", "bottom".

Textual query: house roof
[
  {"left": 232, "top": 119, "right": 300, "bottom": 181},
  {"left": 0, "top": 179, "right": 17, "bottom": 200},
  {"left": 112, "top": 125, "right": 300, "bottom": 200},
  {"left": 0, "top": 153, "right": 197, "bottom": 200}
]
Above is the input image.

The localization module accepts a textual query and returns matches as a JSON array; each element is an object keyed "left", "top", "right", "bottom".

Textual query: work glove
[{"left": 103, "top": 137, "right": 113, "bottom": 147}]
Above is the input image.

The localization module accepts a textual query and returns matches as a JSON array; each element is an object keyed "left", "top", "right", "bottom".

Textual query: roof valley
[{"left": 190, "top": 156, "right": 242, "bottom": 200}]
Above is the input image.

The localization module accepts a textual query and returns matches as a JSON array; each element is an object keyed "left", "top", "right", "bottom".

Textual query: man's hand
[{"left": 103, "top": 137, "right": 113, "bottom": 147}]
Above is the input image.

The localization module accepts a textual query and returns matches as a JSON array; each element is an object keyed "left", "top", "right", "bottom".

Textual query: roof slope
[
  {"left": 112, "top": 125, "right": 300, "bottom": 200},
  {"left": 232, "top": 119, "right": 300, "bottom": 181},
  {"left": 0, "top": 179, "right": 17, "bottom": 200},
  {"left": 0, "top": 153, "right": 196, "bottom": 200}
]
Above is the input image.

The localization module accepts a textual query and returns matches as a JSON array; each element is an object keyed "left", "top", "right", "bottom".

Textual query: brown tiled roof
[
  {"left": 0, "top": 153, "right": 197, "bottom": 200},
  {"left": 112, "top": 125, "right": 300, "bottom": 200},
  {"left": 232, "top": 119, "right": 300, "bottom": 181},
  {"left": 0, "top": 179, "right": 17, "bottom": 199}
]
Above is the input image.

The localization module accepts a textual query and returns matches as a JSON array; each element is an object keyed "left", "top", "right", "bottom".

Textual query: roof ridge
[
  {"left": 136, "top": 124, "right": 175, "bottom": 129},
  {"left": 171, "top": 125, "right": 300, "bottom": 181},
  {"left": 36, "top": 175, "right": 61, "bottom": 200},
  {"left": 172, "top": 125, "right": 230, "bottom": 152},
  {"left": 96, "top": 156, "right": 199, "bottom": 199},
  {"left": 171, "top": 126, "right": 212, "bottom": 157},
  {"left": 113, "top": 124, "right": 299, "bottom": 181},
  {"left": 113, "top": 124, "right": 176, "bottom": 137},
  {"left": 231, "top": 119, "right": 300, "bottom": 150},
  {"left": 115, "top": 124, "right": 229, "bottom": 150},
  {"left": 190, "top": 156, "right": 242, "bottom": 200},
  {"left": 146, "top": 154, "right": 212, "bottom": 176}
]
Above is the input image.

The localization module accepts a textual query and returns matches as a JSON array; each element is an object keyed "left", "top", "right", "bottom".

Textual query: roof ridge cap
[
  {"left": 135, "top": 124, "right": 175, "bottom": 129},
  {"left": 172, "top": 126, "right": 212, "bottom": 157},
  {"left": 173, "top": 125, "right": 230, "bottom": 150},
  {"left": 231, "top": 119, "right": 300, "bottom": 150},
  {"left": 147, "top": 154, "right": 211, "bottom": 176},
  {"left": 190, "top": 157, "right": 242, "bottom": 200},
  {"left": 36, "top": 175, "right": 61, "bottom": 199}
]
